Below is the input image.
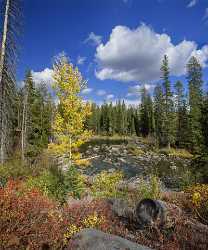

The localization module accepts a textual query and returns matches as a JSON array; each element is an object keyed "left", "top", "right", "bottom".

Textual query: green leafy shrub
[
  {"left": 91, "top": 171, "right": 126, "bottom": 198},
  {"left": 0, "top": 159, "right": 32, "bottom": 186},
  {"left": 26, "top": 166, "right": 66, "bottom": 202},
  {"left": 25, "top": 165, "right": 86, "bottom": 202},
  {"left": 64, "top": 165, "right": 86, "bottom": 199},
  {"left": 0, "top": 151, "right": 57, "bottom": 187},
  {"left": 137, "top": 175, "right": 162, "bottom": 200},
  {"left": 152, "top": 157, "right": 194, "bottom": 190},
  {"left": 178, "top": 169, "right": 195, "bottom": 189}
]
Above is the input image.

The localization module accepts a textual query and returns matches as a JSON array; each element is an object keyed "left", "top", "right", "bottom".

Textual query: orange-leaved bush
[{"left": 0, "top": 180, "right": 127, "bottom": 249}]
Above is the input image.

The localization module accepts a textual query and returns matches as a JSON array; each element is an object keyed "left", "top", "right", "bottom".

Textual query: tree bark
[
  {"left": 21, "top": 86, "right": 28, "bottom": 162},
  {"left": 0, "top": 0, "right": 10, "bottom": 164},
  {"left": 69, "top": 135, "right": 72, "bottom": 167}
]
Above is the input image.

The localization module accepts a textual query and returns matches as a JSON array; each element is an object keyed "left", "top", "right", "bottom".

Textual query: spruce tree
[
  {"left": 21, "top": 71, "right": 36, "bottom": 160},
  {"left": 21, "top": 71, "right": 54, "bottom": 159},
  {"left": 187, "top": 56, "right": 203, "bottom": 152},
  {"left": 140, "top": 87, "right": 153, "bottom": 137},
  {"left": 174, "top": 80, "right": 189, "bottom": 148},
  {"left": 201, "top": 94, "right": 208, "bottom": 149},
  {"left": 160, "top": 55, "right": 175, "bottom": 148},
  {"left": 127, "top": 107, "right": 136, "bottom": 135},
  {"left": 154, "top": 84, "right": 165, "bottom": 146}
]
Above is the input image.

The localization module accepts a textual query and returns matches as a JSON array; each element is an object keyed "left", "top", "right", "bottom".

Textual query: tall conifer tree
[
  {"left": 187, "top": 56, "right": 203, "bottom": 152},
  {"left": 160, "top": 55, "right": 175, "bottom": 148}
]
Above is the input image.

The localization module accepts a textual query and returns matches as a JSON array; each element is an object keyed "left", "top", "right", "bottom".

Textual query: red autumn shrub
[
  {"left": 63, "top": 199, "right": 128, "bottom": 243},
  {"left": 0, "top": 180, "right": 127, "bottom": 249},
  {"left": 0, "top": 180, "right": 65, "bottom": 249}
]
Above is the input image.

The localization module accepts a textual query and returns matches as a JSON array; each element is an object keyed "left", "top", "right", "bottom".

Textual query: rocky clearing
[{"left": 77, "top": 137, "right": 191, "bottom": 191}]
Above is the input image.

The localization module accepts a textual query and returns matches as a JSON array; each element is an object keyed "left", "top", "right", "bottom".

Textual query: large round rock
[{"left": 69, "top": 229, "right": 152, "bottom": 250}]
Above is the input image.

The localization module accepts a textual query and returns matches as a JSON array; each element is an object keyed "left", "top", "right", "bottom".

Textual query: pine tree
[
  {"left": 121, "top": 101, "right": 127, "bottom": 135},
  {"left": 154, "top": 85, "right": 165, "bottom": 146},
  {"left": 115, "top": 101, "right": 122, "bottom": 135},
  {"left": 127, "top": 107, "right": 136, "bottom": 135},
  {"left": 20, "top": 71, "right": 54, "bottom": 160},
  {"left": 174, "top": 81, "right": 189, "bottom": 148},
  {"left": 201, "top": 93, "right": 208, "bottom": 149},
  {"left": 160, "top": 55, "right": 175, "bottom": 148},
  {"left": 140, "top": 87, "right": 150, "bottom": 137},
  {"left": 140, "top": 87, "right": 155, "bottom": 137},
  {"left": 35, "top": 83, "right": 54, "bottom": 148},
  {"left": 100, "top": 102, "right": 110, "bottom": 135},
  {"left": 21, "top": 70, "right": 38, "bottom": 160},
  {"left": 147, "top": 94, "right": 155, "bottom": 135},
  {"left": 86, "top": 103, "right": 100, "bottom": 134},
  {"left": 108, "top": 102, "right": 116, "bottom": 135},
  {"left": 187, "top": 56, "right": 203, "bottom": 152}
]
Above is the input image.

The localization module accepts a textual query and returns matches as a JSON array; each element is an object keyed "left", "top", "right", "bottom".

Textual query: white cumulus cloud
[
  {"left": 95, "top": 23, "right": 208, "bottom": 83},
  {"left": 32, "top": 68, "right": 54, "bottom": 86}
]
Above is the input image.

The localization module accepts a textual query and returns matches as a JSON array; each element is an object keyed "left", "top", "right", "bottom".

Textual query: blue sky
[{"left": 18, "top": 0, "right": 208, "bottom": 105}]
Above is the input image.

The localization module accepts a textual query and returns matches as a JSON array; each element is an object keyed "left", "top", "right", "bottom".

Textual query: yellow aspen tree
[{"left": 48, "top": 55, "right": 91, "bottom": 165}]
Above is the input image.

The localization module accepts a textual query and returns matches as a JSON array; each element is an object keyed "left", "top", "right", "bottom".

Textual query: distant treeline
[{"left": 86, "top": 55, "right": 208, "bottom": 153}]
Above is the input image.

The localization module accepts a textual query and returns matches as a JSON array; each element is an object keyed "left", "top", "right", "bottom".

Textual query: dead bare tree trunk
[
  {"left": 0, "top": 0, "right": 22, "bottom": 164},
  {"left": 0, "top": 0, "right": 10, "bottom": 164},
  {"left": 21, "top": 86, "right": 28, "bottom": 162}
]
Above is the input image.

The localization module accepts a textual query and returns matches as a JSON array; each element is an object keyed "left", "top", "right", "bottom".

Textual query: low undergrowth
[
  {"left": 158, "top": 148, "right": 193, "bottom": 159},
  {"left": 90, "top": 170, "right": 126, "bottom": 198},
  {"left": 0, "top": 180, "right": 127, "bottom": 249},
  {"left": 185, "top": 184, "right": 208, "bottom": 224},
  {"left": 1, "top": 179, "right": 208, "bottom": 249}
]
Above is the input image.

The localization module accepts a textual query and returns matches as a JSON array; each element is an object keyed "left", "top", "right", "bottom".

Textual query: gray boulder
[{"left": 69, "top": 229, "right": 152, "bottom": 250}]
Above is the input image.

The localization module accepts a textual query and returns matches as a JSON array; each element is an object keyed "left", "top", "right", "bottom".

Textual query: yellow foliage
[
  {"left": 186, "top": 184, "right": 208, "bottom": 207},
  {"left": 82, "top": 212, "right": 105, "bottom": 228},
  {"left": 91, "top": 171, "right": 125, "bottom": 198},
  {"left": 74, "top": 159, "right": 91, "bottom": 169},
  {"left": 63, "top": 224, "right": 81, "bottom": 244},
  {"left": 192, "top": 192, "right": 201, "bottom": 207},
  {"left": 72, "top": 152, "right": 82, "bottom": 160},
  {"left": 185, "top": 184, "right": 208, "bottom": 222},
  {"left": 63, "top": 213, "right": 105, "bottom": 244},
  {"left": 48, "top": 55, "right": 92, "bottom": 161}
]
